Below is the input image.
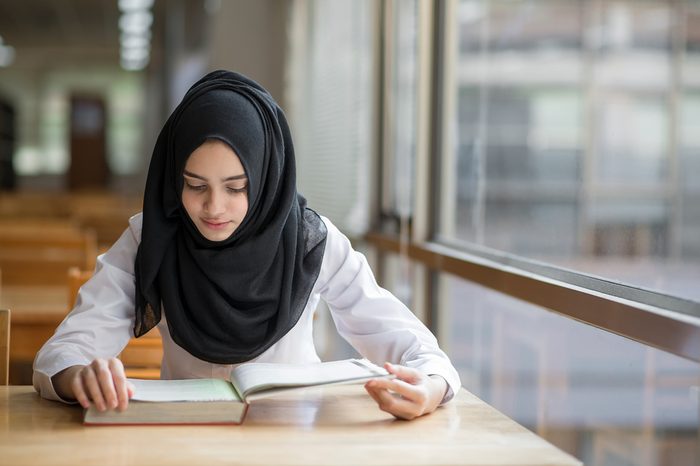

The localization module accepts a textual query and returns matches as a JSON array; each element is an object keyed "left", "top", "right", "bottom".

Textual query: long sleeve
[
  {"left": 316, "top": 217, "right": 461, "bottom": 401},
  {"left": 32, "top": 216, "right": 141, "bottom": 402},
  {"left": 32, "top": 213, "right": 462, "bottom": 404}
]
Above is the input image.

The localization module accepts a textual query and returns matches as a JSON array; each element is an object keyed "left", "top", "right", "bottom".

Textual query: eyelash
[{"left": 185, "top": 182, "right": 247, "bottom": 194}]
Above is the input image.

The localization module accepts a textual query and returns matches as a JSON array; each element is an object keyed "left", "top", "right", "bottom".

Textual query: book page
[
  {"left": 128, "top": 378, "right": 242, "bottom": 402},
  {"left": 230, "top": 359, "right": 388, "bottom": 400}
]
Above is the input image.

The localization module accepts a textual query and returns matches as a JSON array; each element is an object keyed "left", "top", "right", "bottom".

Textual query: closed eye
[{"left": 185, "top": 182, "right": 207, "bottom": 192}]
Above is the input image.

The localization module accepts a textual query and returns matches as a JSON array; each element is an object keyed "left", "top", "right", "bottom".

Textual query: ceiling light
[
  {"left": 121, "top": 34, "right": 150, "bottom": 49},
  {"left": 119, "top": 11, "right": 153, "bottom": 34},
  {"left": 118, "top": 0, "right": 154, "bottom": 12},
  {"left": 118, "top": 0, "right": 154, "bottom": 71},
  {"left": 121, "top": 58, "right": 148, "bottom": 71},
  {"left": 121, "top": 47, "right": 149, "bottom": 61}
]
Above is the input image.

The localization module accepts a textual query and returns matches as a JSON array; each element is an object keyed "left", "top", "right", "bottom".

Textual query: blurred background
[{"left": 0, "top": 1, "right": 699, "bottom": 465}]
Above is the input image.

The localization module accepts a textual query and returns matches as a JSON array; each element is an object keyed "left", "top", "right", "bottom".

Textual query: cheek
[
  {"left": 181, "top": 191, "right": 198, "bottom": 217},
  {"left": 235, "top": 197, "right": 249, "bottom": 220}
]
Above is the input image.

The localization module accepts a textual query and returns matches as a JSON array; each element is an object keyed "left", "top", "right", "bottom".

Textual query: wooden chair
[
  {"left": 0, "top": 309, "right": 9, "bottom": 385},
  {"left": 0, "top": 192, "right": 142, "bottom": 251},
  {"left": 68, "top": 192, "right": 142, "bottom": 248},
  {"left": 68, "top": 268, "right": 162, "bottom": 379}
]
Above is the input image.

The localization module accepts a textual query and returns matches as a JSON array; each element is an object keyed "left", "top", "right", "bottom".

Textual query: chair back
[
  {"left": 67, "top": 267, "right": 94, "bottom": 308},
  {"left": 66, "top": 269, "right": 162, "bottom": 379},
  {"left": 0, "top": 309, "right": 10, "bottom": 385}
]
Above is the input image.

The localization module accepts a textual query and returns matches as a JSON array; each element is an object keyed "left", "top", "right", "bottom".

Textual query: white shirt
[{"left": 33, "top": 214, "right": 461, "bottom": 402}]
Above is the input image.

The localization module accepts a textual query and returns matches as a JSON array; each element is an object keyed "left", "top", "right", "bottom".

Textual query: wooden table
[{"left": 0, "top": 385, "right": 581, "bottom": 466}]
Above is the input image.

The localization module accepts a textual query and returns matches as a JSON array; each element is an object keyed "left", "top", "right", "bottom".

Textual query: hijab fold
[{"left": 134, "top": 70, "right": 327, "bottom": 364}]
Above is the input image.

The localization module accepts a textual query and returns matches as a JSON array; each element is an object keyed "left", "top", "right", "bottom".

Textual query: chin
[
  {"left": 205, "top": 231, "right": 235, "bottom": 242},
  {"left": 196, "top": 225, "right": 236, "bottom": 242}
]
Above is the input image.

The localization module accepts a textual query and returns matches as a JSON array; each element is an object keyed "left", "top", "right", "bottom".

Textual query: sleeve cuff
[
  {"left": 405, "top": 359, "right": 461, "bottom": 405},
  {"left": 32, "top": 369, "right": 79, "bottom": 404}
]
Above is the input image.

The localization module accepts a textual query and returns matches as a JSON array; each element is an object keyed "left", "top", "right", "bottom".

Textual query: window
[
  {"left": 439, "top": 0, "right": 700, "bottom": 304},
  {"left": 430, "top": 1, "right": 700, "bottom": 463},
  {"left": 288, "top": 2, "right": 700, "bottom": 464},
  {"left": 440, "top": 272, "right": 700, "bottom": 465}
]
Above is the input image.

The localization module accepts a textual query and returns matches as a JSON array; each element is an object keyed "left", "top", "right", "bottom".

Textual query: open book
[{"left": 83, "top": 358, "right": 389, "bottom": 425}]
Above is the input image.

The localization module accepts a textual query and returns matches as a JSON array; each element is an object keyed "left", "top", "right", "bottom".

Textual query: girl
[{"left": 33, "top": 70, "right": 461, "bottom": 420}]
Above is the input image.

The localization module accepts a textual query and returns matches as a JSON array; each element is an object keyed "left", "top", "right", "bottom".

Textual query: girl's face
[{"left": 181, "top": 139, "right": 249, "bottom": 241}]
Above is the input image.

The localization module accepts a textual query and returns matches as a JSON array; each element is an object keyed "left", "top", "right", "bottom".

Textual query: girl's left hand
[{"left": 364, "top": 362, "right": 448, "bottom": 420}]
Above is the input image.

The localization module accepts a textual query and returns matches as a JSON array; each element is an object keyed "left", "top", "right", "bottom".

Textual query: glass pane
[
  {"left": 681, "top": 4, "right": 700, "bottom": 266},
  {"left": 594, "top": 0, "right": 672, "bottom": 53},
  {"left": 594, "top": 92, "right": 667, "bottom": 185},
  {"left": 383, "top": 0, "right": 419, "bottom": 219},
  {"left": 440, "top": 0, "right": 700, "bottom": 304},
  {"left": 459, "top": 0, "right": 583, "bottom": 52},
  {"left": 441, "top": 272, "right": 700, "bottom": 466}
]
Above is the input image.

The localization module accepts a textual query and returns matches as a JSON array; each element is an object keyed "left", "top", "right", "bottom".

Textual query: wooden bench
[
  {"left": 0, "top": 191, "right": 142, "bottom": 249},
  {"left": 0, "top": 222, "right": 97, "bottom": 286},
  {"left": 0, "top": 309, "right": 9, "bottom": 385},
  {"left": 0, "top": 192, "right": 73, "bottom": 218}
]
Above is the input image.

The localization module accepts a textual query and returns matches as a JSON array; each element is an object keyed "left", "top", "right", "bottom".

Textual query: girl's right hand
[{"left": 53, "top": 358, "right": 134, "bottom": 411}]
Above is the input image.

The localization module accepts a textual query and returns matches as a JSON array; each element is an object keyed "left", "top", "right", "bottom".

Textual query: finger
[
  {"left": 94, "top": 360, "right": 119, "bottom": 410},
  {"left": 368, "top": 384, "right": 421, "bottom": 420},
  {"left": 364, "top": 381, "right": 382, "bottom": 404},
  {"left": 365, "top": 381, "right": 424, "bottom": 419},
  {"left": 70, "top": 372, "right": 91, "bottom": 409},
  {"left": 384, "top": 363, "right": 423, "bottom": 385},
  {"left": 108, "top": 358, "right": 130, "bottom": 411},
  {"left": 81, "top": 366, "right": 107, "bottom": 411},
  {"left": 367, "top": 376, "right": 427, "bottom": 405}
]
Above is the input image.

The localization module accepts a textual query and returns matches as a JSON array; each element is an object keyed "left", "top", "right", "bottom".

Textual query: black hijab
[{"left": 134, "top": 70, "right": 327, "bottom": 364}]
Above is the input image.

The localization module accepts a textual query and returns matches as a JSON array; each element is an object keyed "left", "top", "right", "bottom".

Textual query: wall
[{"left": 206, "top": 0, "right": 290, "bottom": 110}]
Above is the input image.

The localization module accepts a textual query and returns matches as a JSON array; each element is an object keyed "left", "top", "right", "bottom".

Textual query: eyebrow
[{"left": 183, "top": 170, "right": 247, "bottom": 182}]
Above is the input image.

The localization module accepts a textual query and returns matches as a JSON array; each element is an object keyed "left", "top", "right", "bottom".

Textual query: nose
[{"left": 204, "top": 189, "right": 225, "bottom": 216}]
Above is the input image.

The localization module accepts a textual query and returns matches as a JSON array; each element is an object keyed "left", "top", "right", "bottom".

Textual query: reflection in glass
[
  {"left": 441, "top": 273, "right": 700, "bottom": 466},
  {"left": 594, "top": 92, "right": 667, "bottom": 185},
  {"left": 440, "top": 0, "right": 700, "bottom": 302},
  {"left": 682, "top": 4, "right": 700, "bottom": 264}
]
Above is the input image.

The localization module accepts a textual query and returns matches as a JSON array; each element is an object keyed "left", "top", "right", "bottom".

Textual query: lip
[{"left": 201, "top": 219, "right": 231, "bottom": 230}]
